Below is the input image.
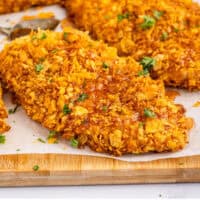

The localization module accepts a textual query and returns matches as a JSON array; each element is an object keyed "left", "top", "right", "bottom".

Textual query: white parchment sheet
[{"left": 0, "top": 3, "right": 200, "bottom": 162}]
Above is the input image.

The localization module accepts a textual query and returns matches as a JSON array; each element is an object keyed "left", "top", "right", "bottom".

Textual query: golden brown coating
[
  {"left": 66, "top": 0, "right": 200, "bottom": 90},
  {"left": 0, "top": 0, "right": 63, "bottom": 14},
  {"left": 0, "top": 29, "right": 193, "bottom": 155},
  {"left": 1, "top": 0, "right": 200, "bottom": 90},
  {"left": 0, "top": 86, "right": 10, "bottom": 134}
]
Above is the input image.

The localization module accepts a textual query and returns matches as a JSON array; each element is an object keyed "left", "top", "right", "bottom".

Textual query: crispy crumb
[
  {"left": 193, "top": 101, "right": 200, "bottom": 108},
  {"left": 66, "top": 0, "right": 200, "bottom": 90},
  {"left": 166, "top": 90, "right": 180, "bottom": 101},
  {"left": 0, "top": 29, "right": 193, "bottom": 156}
]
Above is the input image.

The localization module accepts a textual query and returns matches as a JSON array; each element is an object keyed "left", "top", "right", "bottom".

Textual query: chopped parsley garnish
[
  {"left": 33, "top": 165, "right": 39, "bottom": 171},
  {"left": 16, "top": 149, "right": 20, "bottom": 151},
  {"left": 102, "top": 105, "right": 108, "bottom": 112},
  {"left": 0, "top": 135, "right": 6, "bottom": 144},
  {"left": 161, "top": 31, "right": 168, "bottom": 41},
  {"left": 40, "top": 33, "right": 47, "bottom": 40},
  {"left": 63, "top": 104, "right": 72, "bottom": 115},
  {"left": 47, "top": 130, "right": 58, "bottom": 144},
  {"left": 48, "top": 130, "right": 57, "bottom": 139},
  {"left": 102, "top": 62, "right": 109, "bottom": 69},
  {"left": 31, "top": 35, "right": 37, "bottom": 41},
  {"left": 153, "top": 10, "right": 164, "bottom": 20},
  {"left": 144, "top": 108, "right": 156, "bottom": 118},
  {"left": 174, "top": 27, "right": 179, "bottom": 33},
  {"left": 63, "top": 32, "right": 68, "bottom": 40},
  {"left": 117, "top": 12, "right": 130, "bottom": 22},
  {"left": 139, "top": 122, "right": 144, "bottom": 128},
  {"left": 104, "top": 15, "right": 111, "bottom": 20},
  {"left": 138, "top": 68, "right": 149, "bottom": 77},
  {"left": 140, "top": 57, "right": 156, "bottom": 72},
  {"left": 51, "top": 49, "right": 58, "bottom": 54},
  {"left": 141, "top": 15, "right": 156, "bottom": 30},
  {"left": 8, "top": 105, "right": 19, "bottom": 114},
  {"left": 35, "top": 63, "right": 44, "bottom": 73},
  {"left": 77, "top": 93, "right": 88, "bottom": 102},
  {"left": 70, "top": 138, "right": 79, "bottom": 148},
  {"left": 37, "top": 138, "right": 46, "bottom": 143}
]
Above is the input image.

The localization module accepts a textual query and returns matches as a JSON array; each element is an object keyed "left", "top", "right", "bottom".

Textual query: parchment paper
[{"left": 0, "top": 4, "right": 200, "bottom": 162}]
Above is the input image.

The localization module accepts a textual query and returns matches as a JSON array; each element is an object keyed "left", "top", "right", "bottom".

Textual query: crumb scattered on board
[{"left": 193, "top": 101, "right": 200, "bottom": 107}]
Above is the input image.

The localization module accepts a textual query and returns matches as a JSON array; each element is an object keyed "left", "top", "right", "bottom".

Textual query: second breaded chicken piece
[
  {"left": 0, "top": 86, "right": 10, "bottom": 134},
  {"left": 0, "top": 29, "right": 193, "bottom": 156},
  {"left": 0, "top": 0, "right": 63, "bottom": 14},
  {"left": 66, "top": 0, "right": 200, "bottom": 90}
]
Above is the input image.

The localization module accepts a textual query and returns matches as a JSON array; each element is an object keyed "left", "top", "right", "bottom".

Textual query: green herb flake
[
  {"left": 35, "top": 63, "right": 44, "bottom": 73},
  {"left": 63, "top": 32, "right": 68, "bottom": 40},
  {"left": 47, "top": 130, "right": 58, "bottom": 144},
  {"left": 8, "top": 105, "right": 19, "bottom": 114},
  {"left": 63, "top": 104, "right": 72, "bottom": 115},
  {"left": 117, "top": 12, "right": 130, "bottom": 22},
  {"left": 102, "top": 62, "right": 109, "bottom": 69},
  {"left": 102, "top": 105, "right": 108, "bottom": 112},
  {"left": 161, "top": 31, "right": 168, "bottom": 41},
  {"left": 0, "top": 135, "right": 6, "bottom": 144},
  {"left": 37, "top": 138, "right": 46, "bottom": 143},
  {"left": 174, "top": 27, "right": 179, "bottom": 33},
  {"left": 144, "top": 108, "right": 156, "bottom": 118},
  {"left": 33, "top": 165, "right": 39, "bottom": 171},
  {"left": 40, "top": 32, "right": 47, "bottom": 40},
  {"left": 138, "top": 68, "right": 149, "bottom": 77},
  {"left": 139, "top": 122, "right": 144, "bottom": 128},
  {"left": 48, "top": 130, "right": 57, "bottom": 139},
  {"left": 51, "top": 49, "right": 58, "bottom": 54},
  {"left": 140, "top": 57, "right": 156, "bottom": 72},
  {"left": 31, "top": 35, "right": 37, "bottom": 41},
  {"left": 16, "top": 149, "right": 20, "bottom": 151},
  {"left": 153, "top": 10, "right": 164, "bottom": 20},
  {"left": 77, "top": 93, "right": 88, "bottom": 102},
  {"left": 141, "top": 15, "right": 156, "bottom": 30},
  {"left": 70, "top": 138, "right": 79, "bottom": 148}
]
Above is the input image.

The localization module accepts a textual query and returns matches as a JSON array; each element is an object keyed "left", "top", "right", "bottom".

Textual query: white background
[{"left": 0, "top": 183, "right": 200, "bottom": 199}]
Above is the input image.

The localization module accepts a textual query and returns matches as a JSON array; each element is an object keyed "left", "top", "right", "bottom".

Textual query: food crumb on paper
[{"left": 193, "top": 101, "right": 200, "bottom": 107}]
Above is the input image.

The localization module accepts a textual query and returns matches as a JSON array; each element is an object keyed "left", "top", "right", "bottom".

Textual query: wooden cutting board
[{"left": 0, "top": 154, "right": 200, "bottom": 186}]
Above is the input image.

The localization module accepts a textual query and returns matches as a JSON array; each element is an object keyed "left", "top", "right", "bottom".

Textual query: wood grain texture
[{"left": 0, "top": 154, "right": 200, "bottom": 186}]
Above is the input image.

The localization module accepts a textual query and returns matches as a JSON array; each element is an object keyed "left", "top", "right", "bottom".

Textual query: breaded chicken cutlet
[
  {"left": 1, "top": 0, "right": 200, "bottom": 90},
  {"left": 66, "top": 0, "right": 200, "bottom": 90},
  {"left": 0, "top": 29, "right": 193, "bottom": 155},
  {"left": 0, "top": 86, "right": 10, "bottom": 133}
]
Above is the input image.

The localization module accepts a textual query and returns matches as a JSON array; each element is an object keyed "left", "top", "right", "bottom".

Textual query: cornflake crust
[
  {"left": 66, "top": 0, "right": 200, "bottom": 90},
  {"left": 0, "top": 29, "right": 193, "bottom": 156}
]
